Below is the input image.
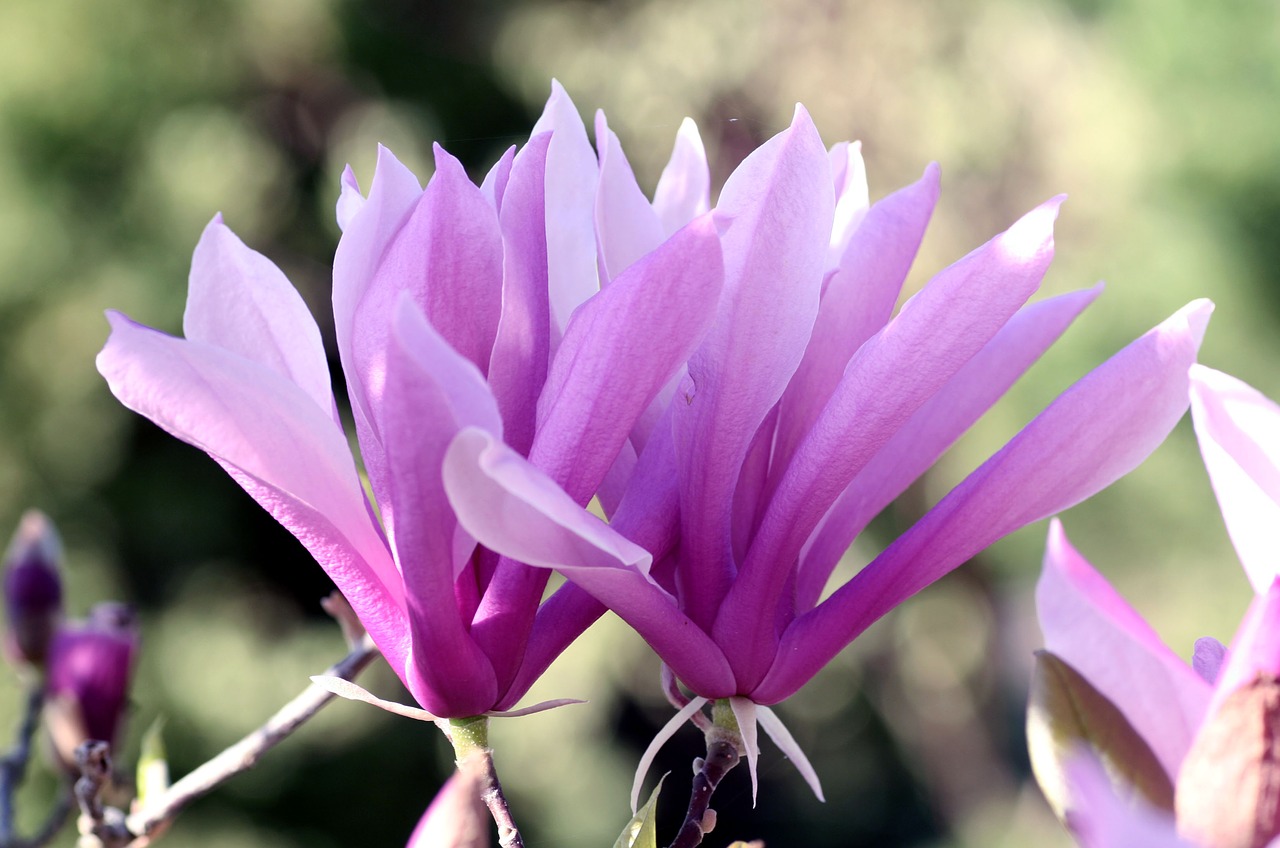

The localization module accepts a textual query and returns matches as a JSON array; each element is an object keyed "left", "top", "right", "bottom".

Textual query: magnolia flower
[
  {"left": 96, "top": 83, "right": 725, "bottom": 720},
  {"left": 44, "top": 602, "right": 139, "bottom": 773},
  {"left": 3, "top": 510, "right": 63, "bottom": 667},
  {"left": 1031, "top": 366, "right": 1280, "bottom": 848},
  {"left": 440, "top": 105, "right": 1213, "bottom": 800}
]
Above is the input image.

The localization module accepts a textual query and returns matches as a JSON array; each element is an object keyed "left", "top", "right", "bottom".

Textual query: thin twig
[
  {"left": 123, "top": 634, "right": 377, "bottom": 841},
  {"left": 469, "top": 750, "right": 523, "bottom": 848},
  {"left": 666, "top": 735, "right": 740, "bottom": 848},
  {"left": 0, "top": 686, "right": 45, "bottom": 844}
]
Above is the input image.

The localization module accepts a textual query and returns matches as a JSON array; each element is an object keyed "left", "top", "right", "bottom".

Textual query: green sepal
[
  {"left": 1027, "top": 650, "right": 1174, "bottom": 822},
  {"left": 614, "top": 773, "right": 666, "bottom": 848},
  {"left": 135, "top": 716, "right": 170, "bottom": 808}
]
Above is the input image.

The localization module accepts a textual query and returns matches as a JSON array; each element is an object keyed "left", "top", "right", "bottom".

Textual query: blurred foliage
[{"left": 0, "top": 0, "right": 1276, "bottom": 845}]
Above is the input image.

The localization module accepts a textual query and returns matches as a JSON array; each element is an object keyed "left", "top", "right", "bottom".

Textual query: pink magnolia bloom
[
  {"left": 1035, "top": 366, "right": 1280, "bottom": 847},
  {"left": 96, "top": 83, "right": 726, "bottom": 719},
  {"left": 441, "top": 104, "right": 1213, "bottom": 794}
]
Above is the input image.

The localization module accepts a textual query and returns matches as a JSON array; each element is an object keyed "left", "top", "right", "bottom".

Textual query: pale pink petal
[
  {"left": 756, "top": 705, "right": 824, "bottom": 801},
  {"left": 826, "top": 140, "right": 869, "bottom": 268},
  {"left": 720, "top": 198, "right": 1062, "bottom": 685},
  {"left": 480, "top": 145, "right": 516, "bottom": 213},
  {"left": 796, "top": 285, "right": 1101, "bottom": 612},
  {"left": 729, "top": 696, "right": 760, "bottom": 806},
  {"left": 593, "top": 110, "right": 665, "bottom": 283},
  {"left": 380, "top": 299, "right": 500, "bottom": 716},
  {"left": 184, "top": 216, "right": 336, "bottom": 419},
  {"left": 1210, "top": 577, "right": 1280, "bottom": 716},
  {"left": 771, "top": 163, "right": 940, "bottom": 475},
  {"left": 531, "top": 81, "right": 600, "bottom": 343},
  {"left": 442, "top": 428, "right": 735, "bottom": 697},
  {"left": 487, "top": 133, "right": 553, "bottom": 457},
  {"left": 631, "top": 697, "right": 708, "bottom": 812},
  {"left": 653, "top": 118, "right": 710, "bottom": 237},
  {"left": 97, "top": 313, "right": 409, "bottom": 673},
  {"left": 756, "top": 299, "right": 1213, "bottom": 704},
  {"left": 1190, "top": 365, "right": 1280, "bottom": 593},
  {"left": 671, "top": 104, "right": 833, "bottom": 629},
  {"left": 335, "top": 165, "right": 365, "bottom": 232}
]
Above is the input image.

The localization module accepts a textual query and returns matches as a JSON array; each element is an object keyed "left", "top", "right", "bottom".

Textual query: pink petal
[
  {"left": 335, "top": 165, "right": 365, "bottom": 232},
  {"left": 755, "top": 299, "right": 1213, "bottom": 704},
  {"left": 826, "top": 140, "right": 869, "bottom": 268},
  {"left": 593, "top": 110, "right": 665, "bottom": 283},
  {"left": 97, "top": 313, "right": 410, "bottom": 674},
  {"left": 184, "top": 216, "right": 337, "bottom": 419},
  {"left": 729, "top": 696, "right": 760, "bottom": 806},
  {"left": 1189, "top": 365, "right": 1280, "bottom": 594},
  {"left": 498, "top": 582, "right": 605, "bottom": 710},
  {"left": 442, "top": 428, "right": 735, "bottom": 697},
  {"left": 652, "top": 118, "right": 710, "bottom": 237},
  {"left": 1210, "top": 577, "right": 1280, "bottom": 716},
  {"left": 480, "top": 145, "right": 516, "bottom": 213},
  {"left": 631, "top": 697, "right": 709, "bottom": 812},
  {"left": 796, "top": 285, "right": 1101, "bottom": 612},
  {"left": 1063, "top": 751, "right": 1194, "bottom": 848},
  {"left": 531, "top": 81, "right": 600, "bottom": 344},
  {"left": 487, "top": 133, "right": 553, "bottom": 457},
  {"left": 720, "top": 197, "right": 1062, "bottom": 685},
  {"left": 671, "top": 104, "right": 834, "bottom": 629},
  {"left": 380, "top": 299, "right": 500, "bottom": 716}
]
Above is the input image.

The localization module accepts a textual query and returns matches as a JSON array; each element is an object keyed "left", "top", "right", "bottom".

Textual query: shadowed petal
[
  {"left": 97, "top": 313, "right": 409, "bottom": 672},
  {"left": 672, "top": 104, "right": 834, "bottom": 628},
  {"left": 1190, "top": 365, "right": 1280, "bottom": 593},
  {"left": 443, "top": 428, "right": 735, "bottom": 697},
  {"left": 756, "top": 299, "right": 1213, "bottom": 704},
  {"left": 1063, "top": 751, "right": 1194, "bottom": 848}
]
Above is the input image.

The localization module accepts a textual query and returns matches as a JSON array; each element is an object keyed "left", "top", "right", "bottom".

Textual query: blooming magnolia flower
[
  {"left": 439, "top": 105, "right": 1213, "bottom": 800},
  {"left": 44, "top": 602, "right": 139, "bottom": 772},
  {"left": 1032, "top": 366, "right": 1280, "bottom": 847},
  {"left": 97, "top": 83, "right": 726, "bottom": 720}
]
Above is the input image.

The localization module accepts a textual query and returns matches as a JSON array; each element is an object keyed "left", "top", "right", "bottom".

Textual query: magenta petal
[
  {"left": 531, "top": 81, "right": 600, "bottom": 342},
  {"left": 672, "top": 104, "right": 834, "bottom": 628},
  {"left": 771, "top": 163, "right": 940, "bottom": 473},
  {"left": 796, "top": 285, "right": 1101, "bottom": 612},
  {"left": 1189, "top": 365, "right": 1280, "bottom": 594},
  {"left": 532, "top": 214, "right": 723, "bottom": 502},
  {"left": 380, "top": 300, "right": 499, "bottom": 716},
  {"left": 652, "top": 117, "right": 710, "bottom": 237},
  {"left": 96, "top": 313, "right": 410, "bottom": 673},
  {"left": 593, "top": 110, "right": 665, "bottom": 282},
  {"left": 756, "top": 299, "right": 1213, "bottom": 704},
  {"left": 442, "top": 428, "right": 736, "bottom": 696},
  {"left": 488, "top": 133, "right": 553, "bottom": 458},
  {"left": 720, "top": 198, "right": 1062, "bottom": 684},
  {"left": 184, "top": 216, "right": 337, "bottom": 419}
]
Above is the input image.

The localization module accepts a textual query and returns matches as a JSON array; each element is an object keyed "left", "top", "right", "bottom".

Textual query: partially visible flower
[
  {"left": 440, "top": 104, "right": 1211, "bottom": 800},
  {"left": 44, "top": 602, "right": 139, "bottom": 772},
  {"left": 97, "top": 82, "right": 724, "bottom": 720},
  {"left": 1030, "top": 366, "right": 1280, "bottom": 847},
  {"left": 3, "top": 510, "right": 64, "bottom": 667},
  {"left": 407, "top": 771, "right": 489, "bottom": 848}
]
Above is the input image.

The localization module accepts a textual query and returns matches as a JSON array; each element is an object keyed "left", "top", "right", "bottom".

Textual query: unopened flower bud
[
  {"left": 3, "top": 510, "right": 64, "bottom": 667},
  {"left": 44, "top": 603, "right": 139, "bottom": 773}
]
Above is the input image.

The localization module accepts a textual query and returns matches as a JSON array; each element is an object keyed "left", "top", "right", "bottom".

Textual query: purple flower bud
[
  {"left": 3, "top": 510, "right": 64, "bottom": 666},
  {"left": 44, "top": 603, "right": 139, "bottom": 771}
]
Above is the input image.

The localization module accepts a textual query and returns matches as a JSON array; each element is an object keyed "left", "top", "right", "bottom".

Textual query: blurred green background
[{"left": 0, "top": 0, "right": 1275, "bottom": 845}]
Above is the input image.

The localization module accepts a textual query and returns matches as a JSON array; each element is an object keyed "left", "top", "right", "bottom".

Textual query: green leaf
[
  {"left": 135, "top": 716, "right": 170, "bottom": 809},
  {"left": 1027, "top": 651, "right": 1174, "bottom": 823},
  {"left": 613, "top": 774, "right": 666, "bottom": 848}
]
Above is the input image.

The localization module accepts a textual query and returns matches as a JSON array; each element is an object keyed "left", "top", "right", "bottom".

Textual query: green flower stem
[
  {"left": 666, "top": 699, "right": 743, "bottom": 848},
  {"left": 447, "top": 717, "right": 524, "bottom": 848}
]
